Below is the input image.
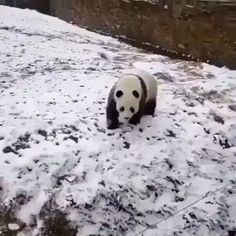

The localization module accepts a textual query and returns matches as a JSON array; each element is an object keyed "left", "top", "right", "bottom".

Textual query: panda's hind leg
[{"left": 144, "top": 99, "right": 156, "bottom": 116}]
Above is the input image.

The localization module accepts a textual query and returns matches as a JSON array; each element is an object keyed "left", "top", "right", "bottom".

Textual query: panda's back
[{"left": 121, "top": 68, "right": 157, "bottom": 102}]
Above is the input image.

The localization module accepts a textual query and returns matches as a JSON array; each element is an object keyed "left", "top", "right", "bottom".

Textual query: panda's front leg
[
  {"left": 129, "top": 112, "right": 141, "bottom": 125},
  {"left": 106, "top": 96, "right": 119, "bottom": 129},
  {"left": 107, "top": 118, "right": 119, "bottom": 129}
]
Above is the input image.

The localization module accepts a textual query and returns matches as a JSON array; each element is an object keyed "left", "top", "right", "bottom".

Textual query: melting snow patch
[{"left": 8, "top": 223, "right": 20, "bottom": 231}]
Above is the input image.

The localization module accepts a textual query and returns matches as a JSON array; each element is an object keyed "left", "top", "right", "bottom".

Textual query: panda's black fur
[{"left": 106, "top": 69, "right": 157, "bottom": 129}]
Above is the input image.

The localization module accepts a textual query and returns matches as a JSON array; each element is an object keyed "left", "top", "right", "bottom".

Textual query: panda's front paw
[
  {"left": 107, "top": 120, "right": 119, "bottom": 129},
  {"left": 108, "top": 124, "right": 119, "bottom": 130},
  {"left": 129, "top": 115, "right": 140, "bottom": 125}
]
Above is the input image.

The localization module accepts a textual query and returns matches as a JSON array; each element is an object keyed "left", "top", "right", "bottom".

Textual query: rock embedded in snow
[{"left": 228, "top": 104, "right": 236, "bottom": 111}]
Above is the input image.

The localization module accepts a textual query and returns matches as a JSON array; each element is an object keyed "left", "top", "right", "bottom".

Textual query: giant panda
[{"left": 106, "top": 68, "right": 158, "bottom": 129}]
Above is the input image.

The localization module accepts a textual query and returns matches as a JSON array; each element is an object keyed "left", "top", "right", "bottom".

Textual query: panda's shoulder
[{"left": 122, "top": 68, "right": 154, "bottom": 82}]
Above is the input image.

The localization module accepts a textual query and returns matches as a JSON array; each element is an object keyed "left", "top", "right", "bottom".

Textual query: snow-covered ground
[{"left": 0, "top": 5, "right": 236, "bottom": 236}]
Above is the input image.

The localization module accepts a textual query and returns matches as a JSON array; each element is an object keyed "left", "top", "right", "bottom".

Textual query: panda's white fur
[
  {"left": 122, "top": 68, "right": 158, "bottom": 102},
  {"left": 106, "top": 68, "right": 158, "bottom": 129},
  {"left": 114, "top": 74, "right": 142, "bottom": 123}
]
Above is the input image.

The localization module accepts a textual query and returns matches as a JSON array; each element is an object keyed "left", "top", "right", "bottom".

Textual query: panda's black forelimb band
[
  {"left": 106, "top": 85, "right": 120, "bottom": 129},
  {"left": 144, "top": 99, "right": 156, "bottom": 116},
  {"left": 129, "top": 112, "right": 141, "bottom": 125},
  {"left": 107, "top": 121, "right": 119, "bottom": 129}
]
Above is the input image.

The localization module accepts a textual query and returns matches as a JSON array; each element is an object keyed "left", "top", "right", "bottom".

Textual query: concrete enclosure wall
[
  {"left": 0, "top": 0, "right": 50, "bottom": 14},
  {"left": 51, "top": 1, "right": 235, "bottom": 69}
]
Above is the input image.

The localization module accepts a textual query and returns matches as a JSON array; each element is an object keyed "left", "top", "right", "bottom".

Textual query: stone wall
[
  {"left": 0, "top": 0, "right": 50, "bottom": 14},
  {"left": 50, "top": 0, "right": 236, "bottom": 69},
  {"left": 17, "top": 0, "right": 50, "bottom": 14}
]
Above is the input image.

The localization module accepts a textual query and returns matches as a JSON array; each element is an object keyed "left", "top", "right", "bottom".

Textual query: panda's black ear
[
  {"left": 116, "top": 90, "right": 123, "bottom": 98},
  {"left": 132, "top": 90, "right": 139, "bottom": 98}
]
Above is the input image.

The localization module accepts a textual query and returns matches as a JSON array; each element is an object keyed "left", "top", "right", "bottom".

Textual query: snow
[
  {"left": 0, "top": 5, "right": 236, "bottom": 236},
  {"left": 8, "top": 223, "right": 20, "bottom": 231}
]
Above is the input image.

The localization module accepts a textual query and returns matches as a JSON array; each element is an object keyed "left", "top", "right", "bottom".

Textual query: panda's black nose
[{"left": 124, "top": 117, "right": 129, "bottom": 120}]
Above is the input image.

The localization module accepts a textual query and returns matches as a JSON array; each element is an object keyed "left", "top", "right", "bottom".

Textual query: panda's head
[{"left": 114, "top": 75, "right": 143, "bottom": 123}]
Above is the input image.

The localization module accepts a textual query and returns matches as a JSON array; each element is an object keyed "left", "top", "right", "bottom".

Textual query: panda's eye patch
[
  {"left": 132, "top": 90, "right": 139, "bottom": 98},
  {"left": 130, "top": 107, "right": 135, "bottom": 113},
  {"left": 120, "top": 106, "right": 125, "bottom": 112},
  {"left": 116, "top": 90, "right": 123, "bottom": 98}
]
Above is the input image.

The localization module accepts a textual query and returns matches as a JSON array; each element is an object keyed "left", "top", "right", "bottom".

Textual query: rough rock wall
[
  {"left": 50, "top": 0, "right": 236, "bottom": 69},
  {"left": 17, "top": 0, "right": 50, "bottom": 14},
  {"left": 0, "top": 0, "right": 50, "bottom": 14}
]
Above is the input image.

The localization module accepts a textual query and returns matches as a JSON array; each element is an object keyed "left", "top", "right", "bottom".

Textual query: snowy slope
[{"left": 0, "top": 5, "right": 236, "bottom": 236}]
